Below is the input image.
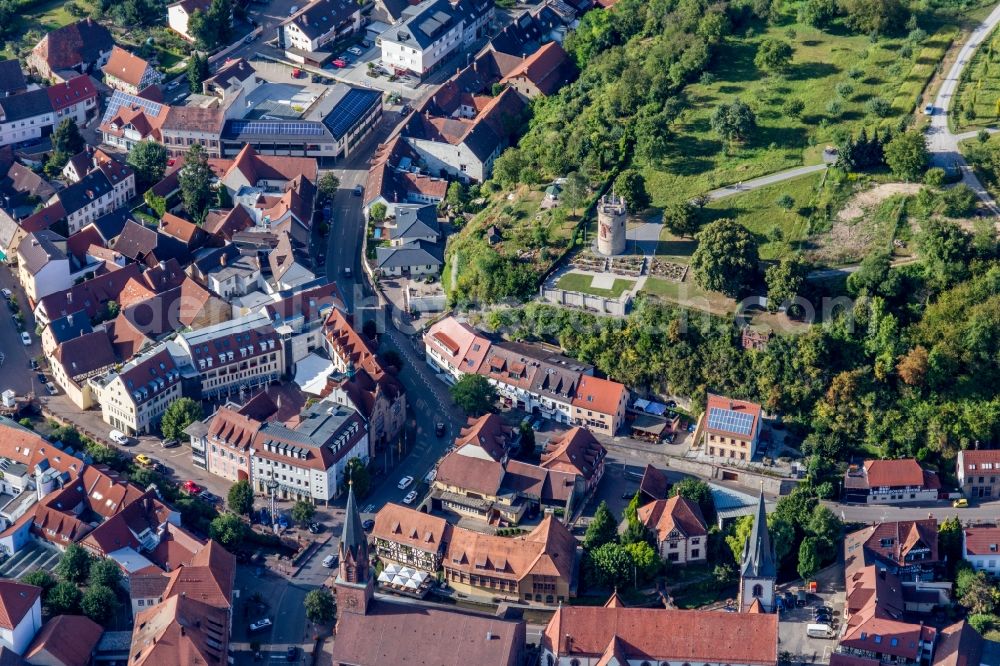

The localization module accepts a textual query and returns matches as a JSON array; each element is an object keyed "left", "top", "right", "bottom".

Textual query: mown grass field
[
  {"left": 640, "top": 18, "right": 957, "bottom": 207},
  {"left": 556, "top": 272, "right": 635, "bottom": 298}
]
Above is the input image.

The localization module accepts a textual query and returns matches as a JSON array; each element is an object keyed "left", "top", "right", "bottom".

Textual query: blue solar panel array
[
  {"left": 101, "top": 90, "right": 164, "bottom": 126},
  {"left": 322, "top": 88, "right": 381, "bottom": 140},
  {"left": 227, "top": 120, "right": 327, "bottom": 137},
  {"left": 707, "top": 407, "right": 755, "bottom": 436}
]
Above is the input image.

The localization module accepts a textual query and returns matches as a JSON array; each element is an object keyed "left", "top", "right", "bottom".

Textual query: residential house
[
  {"left": 541, "top": 599, "right": 779, "bottom": 666},
  {"left": 56, "top": 162, "right": 136, "bottom": 235},
  {"left": 24, "top": 615, "right": 103, "bottom": 666},
  {"left": 40, "top": 309, "right": 92, "bottom": 357},
  {"left": 375, "top": 241, "right": 442, "bottom": 277},
  {"left": 498, "top": 41, "right": 573, "bottom": 98},
  {"left": 962, "top": 526, "right": 1000, "bottom": 572},
  {"left": 402, "top": 85, "right": 526, "bottom": 182},
  {"left": 251, "top": 400, "right": 368, "bottom": 503},
  {"left": 700, "top": 393, "right": 763, "bottom": 462},
  {"left": 88, "top": 344, "right": 182, "bottom": 436},
  {"left": 279, "top": 0, "right": 362, "bottom": 53},
  {"left": 364, "top": 135, "right": 448, "bottom": 218},
  {"left": 46, "top": 74, "right": 100, "bottom": 127},
  {"left": 0, "top": 163, "right": 56, "bottom": 244},
  {"left": 322, "top": 309, "right": 407, "bottom": 454},
  {"left": 637, "top": 495, "right": 708, "bottom": 564},
  {"left": 173, "top": 312, "right": 284, "bottom": 400},
  {"left": 191, "top": 244, "right": 263, "bottom": 298},
  {"left": 167, "top": 0, "right": 213, "bottom": 41},
  {"left": 843, "top": 459, "right": 942, "bottom": 505},
  {"left": 443, "top": 514, "right": 577, "bottom": 604},
  {"left": 331, "top": 487, "right": 526, "bottom": 666},
  {"left": 102, "top": 47, "right": 163, "bottom": 95},
  {"left": 0, "top": 89, "right": 54, "bottom": 149},
  {"left": 956, "top": 449, "right": 1000, "bottom": 500},
  {"left": 49, "top": 330, "right": 118, "bottom": 408},
  {"left": 28, "top": 19, "right": 114, "bottom": 82},
  {"left": 844, "top": 519, "right": 940, "bottom": 582},
  {"left": 380, "top": 0, "right": 492, "bottom": 78},
  {"left": 0, "top": 581, "right": 42, "bottom": 655},
  {"left": 538, "top": 427, "right": 605, "bottom": 494},
  {"left": 198, "top": 400, "right": 265, "bottom": 481},
  {"left": 159, "top": 106, "right": 225, "bottom": 158},
  {"left": 386, "top": 204, "right": 441, "bottom": 246},
  {"left": 33, "top": 263, "right": 143, "bottom": 327},
  {"left": 99, "top": 90, "right": 168, "bottom": 152},
  {"left": 16, "top": 230, "right": 76, "bottom": 304}
]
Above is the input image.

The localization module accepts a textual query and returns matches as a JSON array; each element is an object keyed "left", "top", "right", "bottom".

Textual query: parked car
[
  {"left": 20, "top": 332, "right": 30, "bottom": 346},
  {"left": 277, "top": 514, "right": 289, "bottom": 529},
  {"left": 308, "top": 522, "right": 322, "bottom": 534},
  {"left": 343, "top": 266, "right": 352, "bottom": 278},
  {"left": 352, "top": 184, "right": 363, "bottom": 196},
  {"left": 291, "top": 68, "right": 302, "bottom": 78},
  {"left": 347, "top": 46, "right": 363, "bottom": 56},
  {"left": 36, "top": 373, "right": 46, "bottom": 384},
  {"left": 322, "top": 554, "right": 337, "bottom": 568},
  {"left": 287, "top": 646, "right": 299, "bottom": 662},
  {"left": 332, "top": 59, "right": 347, "bottom": 68},
  {"left": 403, "top": 490, "right": 418, "bottom": 504},
  {"left": 0, "top": 288, "right": 11, "bottom": 299},
  {"left": 287, "top": 4, "right": 297, "bottom": 13},
  {"left": 244, "top": 34, "right": 255, "bottom": 44},
  {"left": 397, "top": 475, "right": 414, "bottom": 490},
  {"left": 182, "top": 480, "right": 202, "bottom": 495},
  {"left": 362, "top": 519, "right": 375, "bottom": 531},
  {"left": 199, "top": 491, "right": 219, "bottom": 504},
  {"left": 135, "top": 454, "right": 154, "bottom": 467},
  {"left": 953, "top": 498, "right": 969, "bottom": 508},
  {"left": 45, "top": 382, "right": 57, "bottom": 395},
  {"left": 814, "top": 606, "right": 834, "bottom": 617},
  {"left": 923, "top": 104, "right": 934, "bottom": 115},
  {"left": 29, "top": 359, "right": 38, "bottom": 370},
  {"left": 249, "top": 618, "right": 272, "bottom": 632},
  {"left": 434, "top": 422, "right": 445, "bottom": 437},
  {"left": 424, "top": 469, "right": 437, "bottom": 484},
  {"left": 109, "top": 430, "right": 129, "bottom": 445},
  {"left": 796, "top": 590, "right": 808, "bottom": 606},
  {"left": 161, "top": 438, "right": 179, "bottom": 448}
]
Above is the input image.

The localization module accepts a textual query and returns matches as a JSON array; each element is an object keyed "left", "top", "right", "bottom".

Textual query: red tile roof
[
  {"left": 963, "top": 526, "right": 1000, "bottom": 556},
  {"left": 500, "top": 42, "right": 572, "bottom": 95},
  {"left": 543, "top": 606, "right": 778, "bottom": 663},
  {"left": 372, "top": 503, "right": 450, "bottom": 555},
  {"left": 0, "top": 581, "right": 40, "bottom": 630},
  {"left": 863, "top": 459, "right": 929, "bottom": 488},
  {"left": 638, "top": 496, "right": 707, "bottom": 542},
  {"left": 103, "top": 47, "right": 153, "bottom": 87},
  {"left": 454, "top": 413, "right": 513, "bottom": 461},
  {"left": 540, "top": 427, "right": 605, "bottom": 479},
  {"left": 957, "top": 449, "right": 1000, "bottom": 473},
  {"left": 704, "top": 393, "right": 762, "bottom": 437},
  {"left": 25, "top": 615, "right": 102, "bottom": 666},
  {"left": 435, "top": 450, "right": 504, "bottom": 496},
  {"left": 46, "top": 74, "right": 98, "bottom": 112},
  {"left": 445, "top": 515, "right": 576, "bottom": 584},
  {"left": 571, "top": 375, "right": 626, "bottom": 416}
]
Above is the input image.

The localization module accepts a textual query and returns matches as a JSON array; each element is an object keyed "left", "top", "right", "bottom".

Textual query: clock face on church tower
[{"left": 343, "top": 595, "right": 358, "bottom": 609}]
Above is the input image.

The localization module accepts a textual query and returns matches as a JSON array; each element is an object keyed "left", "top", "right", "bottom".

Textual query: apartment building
[
  {"left": 962, "top": 526, "right": 1000, "bottom": 573},
  {"left": 700, "top": 393, "right": 763, "bottom": 462},
  {"left": 167, "top": 0, "right": 212, "bottom": 41},
  {"left": 55, "top": 160, "right": 136, "bottom": 235},
  {"left": 159, "top": 106, "right": 225, "bottom": 158},
  {"left": 251, "top": 401, "right": 368, "bottom": 503},
  {"left": 956, "top": 449, "right": 1000, "bottom": 500},
  {"left": 89, "top": 345, "right": 182, "bottom": 436},
  {"left": 424, "top": 316, "right": 629, "bottom": 435},
  {"left": 0, "top": 75, "right": 97, "bottom": 148},
  {"left": 279, "top": 0, "right": 362, "bottom": 53},
  {"left": 174, "top": 313, "right": 283, "bottom": 401}
]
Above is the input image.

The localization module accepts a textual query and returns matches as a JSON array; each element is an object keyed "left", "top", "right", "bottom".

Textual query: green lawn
[
  {"left": 702, "top": 172, "right": 822, "bottom": 260},
  {"left": 556, "top": 272, "right": 636, "bottom": 298},
  {"left": 953, "top": 23, "right": 1000, "bottom": 130},
  {"left": 639, "top": 20, "right": 957, "bottom": 206}
]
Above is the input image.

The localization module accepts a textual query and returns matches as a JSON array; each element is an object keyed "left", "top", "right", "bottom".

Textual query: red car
[
  {"left": 332, "top": 59, "right": 346, "bottom": 68},
  {"left": 182, "top": 480, "right": 202, "bottom": 494}
]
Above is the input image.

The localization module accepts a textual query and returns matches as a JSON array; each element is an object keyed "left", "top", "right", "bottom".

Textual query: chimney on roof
[{"left": 220, "top": 253, "right": 228, "bottom": 267}]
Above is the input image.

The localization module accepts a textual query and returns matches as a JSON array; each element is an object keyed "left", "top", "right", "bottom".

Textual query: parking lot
[{"left": 777, "top": 567, "right": 845, "bottom": 664}]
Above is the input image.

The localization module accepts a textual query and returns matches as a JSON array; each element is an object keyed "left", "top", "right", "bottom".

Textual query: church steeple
[
  {"left": 336, "top": 482, "right": 373, "bottom": 617},
  {"left": 739, "top": 491, "right": 776, "bottom": 613}
]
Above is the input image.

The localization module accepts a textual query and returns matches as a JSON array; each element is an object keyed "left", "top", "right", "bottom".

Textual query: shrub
[{"left": 866, "top": 96, "right": 892, "bottom": 118}]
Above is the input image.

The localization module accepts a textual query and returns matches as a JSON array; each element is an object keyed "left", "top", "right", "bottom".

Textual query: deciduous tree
[
  {"left": 449, "top": 374, "right": 498, "bottom": 415},
  {"left": 81, "top": 584, "right": 118, "bottom": 625},
  {"left": 128, "top": 140, "right": 168, "bottom": 187},
  {"left": 228, "top": 479, "right": 254, "bottom": 516},
  {"left": 691, "top": 218, "right": 760, "bottom": 297},
  {"left": 57, "top": 544, "right": 92, "bottom": 584},
  {"left": 161, "top": 397, "right": 204, "bottom": 441},
  {"left": 754, "top": 39, "right": 793, "bottom": 73},
  {"left": 710, "top": 99, "right": 756, "bottom": 145},
  {"left": 584, "top": 501, "right": 619, "bottom": 550},
  {"left": 885, "top": 131, "right": 929, "bottom": 181},
  {"left": 305, "top": 588, "right": 336, "bottom": 623},
  {"left": 179, "top": 143, "right": 213, "bottom": 222}
]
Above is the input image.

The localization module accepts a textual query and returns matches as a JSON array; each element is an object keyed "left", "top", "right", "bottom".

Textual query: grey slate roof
[
  {"left": 0, "top": 89, "right": 52, "bottom": 123},
  {"left": 0, "top": 60, "right": 27, "bottom": 97},
  {"left": 340, "top": 475, "right": 366, "bottom": 562},
  {"left": 56, "top": 169, "right": 113, "bottom": 216},
  {"left": 18, "top": 229, "right": 67, "bottom": 274},
  {"left": 741, "top": 492, "right": 777, "bottom": 579},
  {"left": 376, "top": 240, "right": 442, "bottom": 270},
  {"left": 284, "top": 0, "right": 359, "bottom": 40},
  {"left": 392, "top": 204, "right": 440, "bottom": 241},
  {"left": 383, "top": 0, "right": 458, "bottom": 50},
  {"left": 48, "top": 309, "right": 93, "bottom": 344}
]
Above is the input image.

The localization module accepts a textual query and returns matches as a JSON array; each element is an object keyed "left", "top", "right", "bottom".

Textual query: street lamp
[{"left": 267, "top": 479, "right": 279, "bottom": 535}]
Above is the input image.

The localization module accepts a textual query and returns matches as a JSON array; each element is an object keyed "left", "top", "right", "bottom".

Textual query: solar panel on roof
[
  {"left": 322, "top": 88, "right": 381, "bottom": 139},
  {"left": 227, "top": 120, "right": 326, "bottom": 136},
  {"left": 101, "top": 90, "right": 163, "bottom": 126},
  {"left": 707, "top": 406, "right": 754, "bottom": 436}
]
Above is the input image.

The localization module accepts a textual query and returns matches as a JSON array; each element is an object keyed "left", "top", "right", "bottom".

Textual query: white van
[
  {"left": 807, "top": 624, "right": 835, "bottom": 639},
  {"left": 322, "top": 554, "right": 336, "bottom": 568}
]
